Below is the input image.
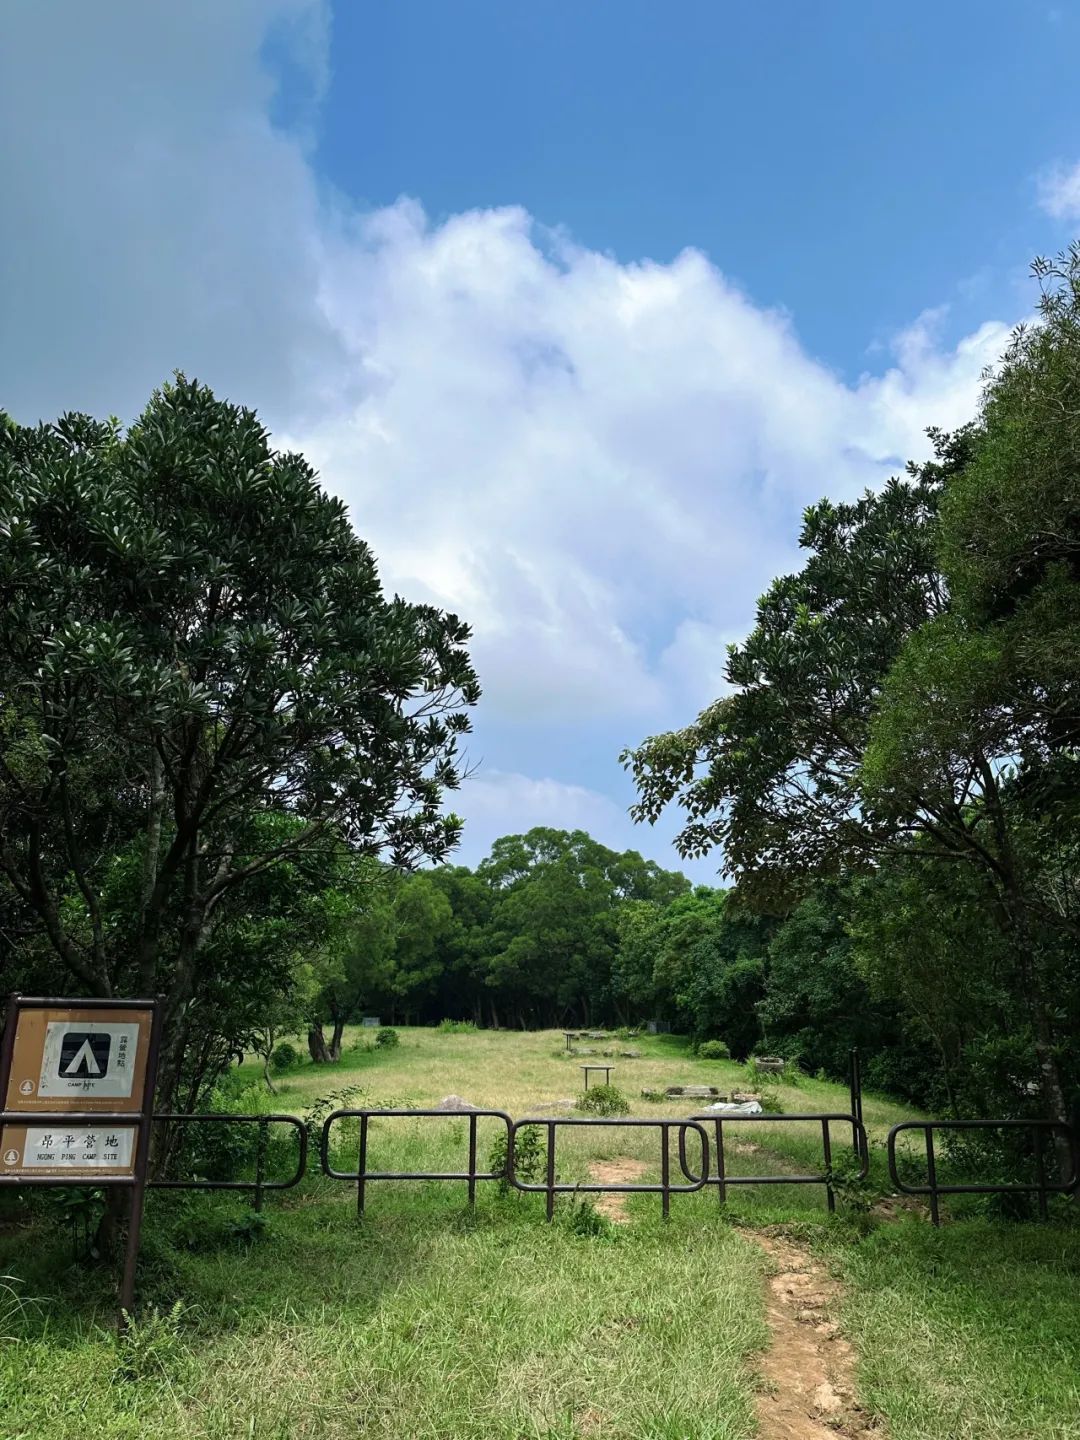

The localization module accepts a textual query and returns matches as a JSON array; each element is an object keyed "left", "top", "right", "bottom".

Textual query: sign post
[{"left": 0, "top": 994, "right": 162, "bottom": 1328}]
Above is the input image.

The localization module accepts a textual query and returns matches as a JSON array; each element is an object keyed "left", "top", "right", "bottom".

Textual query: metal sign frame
[{"left": 0, "top": 993, "right": 163, "bottom": 1327}]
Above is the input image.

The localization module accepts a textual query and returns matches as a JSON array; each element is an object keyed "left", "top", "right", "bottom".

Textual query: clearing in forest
[{"left": 1, "top": 1027, "right": 1078, "bottom": 1440}]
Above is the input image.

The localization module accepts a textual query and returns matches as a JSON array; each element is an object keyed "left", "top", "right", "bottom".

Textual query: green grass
[
  {"left": 0, "top": 1027, "right": 1076, "bottom": 1439},
  {"left": 818, "top": 1219, "right": 1080, "bottom": 1440}
]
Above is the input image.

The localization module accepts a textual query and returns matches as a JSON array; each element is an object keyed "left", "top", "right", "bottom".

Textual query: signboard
[
  {"left": 3, "top": 1006, "right": 150, "bottom": 1114},
  {"left": 1, "top": 1123, "right": 138, "bottom": 1177},
  {"left": 0, "top": 994, "right": 162, "bottom": 1328}
]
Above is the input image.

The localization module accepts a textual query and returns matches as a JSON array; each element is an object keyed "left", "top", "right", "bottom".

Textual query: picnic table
[{"left": 580, "top": 1064, "right": 613, "bottom": 1090}]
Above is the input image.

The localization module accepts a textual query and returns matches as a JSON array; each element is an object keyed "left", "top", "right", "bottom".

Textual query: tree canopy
[{"left": 0, "top": 376, "right": 479, "bottom": 1104}]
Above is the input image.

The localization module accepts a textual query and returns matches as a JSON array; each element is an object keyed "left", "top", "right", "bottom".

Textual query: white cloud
[
  {"left": 0, "top": 1, "right": 1019, "bottom": 877},
  {"left": 1037, "top": 160, "right": 1080, "bottom": 220},
  {"left": 452, "top": 770, "right": 631, "bottom": 865},
  {"left": 290, "top": 204, "right": 1008, "bottom": 734}
]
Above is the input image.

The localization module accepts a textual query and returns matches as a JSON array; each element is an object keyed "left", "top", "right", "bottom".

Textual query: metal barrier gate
[
  {"left": 686, "top": 1111, "right": 869, "bottom": 1213},
  {"left": 508, "top": 1115, "right": 711, "bottom": 1218},
  {"left": 150, "top": 1112, "right": 308, "bottom": 1209},
  {"left": 887, "top": 1118, "right": 1080, "bottom": 1226},
  {"left": 320, "top": 1107, "right": 513, "bottom": 1214}
]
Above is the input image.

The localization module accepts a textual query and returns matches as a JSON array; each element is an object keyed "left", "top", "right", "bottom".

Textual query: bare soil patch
[
  {"left": 746, "top": 1230, "right": 882, "bottom": 1440},
  {"left": 587, "top": 1157, "right": 649, "bottom": 1222}
]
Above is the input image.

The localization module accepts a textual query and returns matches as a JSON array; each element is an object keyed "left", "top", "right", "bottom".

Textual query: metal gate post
[{"left": 357, "top": 1113, "right": 369, "bottom": 1216}]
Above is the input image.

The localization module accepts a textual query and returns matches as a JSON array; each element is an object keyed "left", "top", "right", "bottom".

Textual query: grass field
[{"left": 0, "top": 1027, "right": 1077, "bottom": 1440}]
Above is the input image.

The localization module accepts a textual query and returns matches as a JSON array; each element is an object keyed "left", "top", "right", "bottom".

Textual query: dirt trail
[
  {"left": 588, "top": 1157, "right": 649, "bottom": 1221},
  {"left": 746, "top": 1230, "right": 881, "bottom": 1440}
]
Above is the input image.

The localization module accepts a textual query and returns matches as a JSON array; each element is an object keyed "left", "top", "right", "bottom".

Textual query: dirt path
[
  {"left": 746, "top": 1230, "right": 880, "bottom": 1440},
  {"left": 588, "top": 1157, "right": 649, "bottom": 1221}
]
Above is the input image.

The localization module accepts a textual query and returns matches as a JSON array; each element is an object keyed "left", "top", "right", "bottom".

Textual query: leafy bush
[
  {"left": 160, "top": 1194, "right": 270, "bottom": 1254},
  {"left": 825, "top": 1155, "right": 880, "bottom": 1214},
  {"left": 759, "top": 1090, "right": 785, "bottom": 1114},
  {"left": 165, "top": 1099, "right": 260, "bottom": 1183},
  {"left": 437, "top": 1019, "right": 478, "bottom": 1034},
  {"left": 489, "top": 1123, "right": 547, "bottom": 1195},
  {"left": 221, "top": 1210, "right": 270, "bottom": 1247},
  {"left": 269, "top": 1041, "right": 300, "bottom": 1073},
  {"left": 375, "top": 1026, "right": 399, "bottom": 1048},
  {"left": 576, "top": 1084, "right": 630, "bottom": 1116},
  {"left": 697, "top": 1039, "right": 730, "bottom": 1060},
  {"left": 304, "top": 1085, "right": 368, "bottom": 1138}
]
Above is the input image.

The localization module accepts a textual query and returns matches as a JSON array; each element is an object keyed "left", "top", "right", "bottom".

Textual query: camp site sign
[
  {"left": 1, "top": 1001, "right": 153, "bottom": 1179},
  {"left": 1, "top": 1123, "right": 138, "bottom": 1175}
]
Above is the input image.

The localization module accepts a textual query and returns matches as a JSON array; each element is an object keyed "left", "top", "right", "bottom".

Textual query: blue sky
[
  {"left": 3, "top": 0, "right": 1080, "bottom": 882},
  {"left": 316, "top": 2, "right": 1079, "bottom": 369}
]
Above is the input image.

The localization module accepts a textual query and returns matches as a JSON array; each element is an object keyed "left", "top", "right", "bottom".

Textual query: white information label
[
  {"left": 36, "top": 1021, "right": 141, "bottom": 1100},
  {"left": 14, "top": 1126, "right": 136, "bottom": 1170}
]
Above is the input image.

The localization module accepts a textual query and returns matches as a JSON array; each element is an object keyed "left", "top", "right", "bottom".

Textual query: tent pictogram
[{"left": 59, "top": 1031, "right": 111, "bottom": 1078}]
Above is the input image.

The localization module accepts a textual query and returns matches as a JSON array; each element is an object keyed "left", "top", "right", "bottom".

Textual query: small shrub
[
  {"left": 167, "top": 1097, "right": 260, "bottom": 1182},
  {"left": 697, "top": 1039, "right": 730, "bottom": 1061},
  {"left": 560, "top": 1197, "right": 616, "bottom": 1239},
  {"left": 269, "top": 1041, "right": 300, "bottom": 1073},
  {"left": 758, "top": 1090, "right": 785, "bottom": 1114},
  {"left": 162, "top": 1195, "right": 270, "bottom": 1254},
  {"left": 576, "top": 1084, "right": 630, "bottom": 1117},
  {"left": 375, "top": 1026, "right": 399, "bottom": 1049},
  {"left": 437, "top": 1019, "right": 478, "bottom": 1034},
  {"left": 743, "top": 1059, "right": 781, "bottom": 1088},
  {"left": 826, "top": 1155, "right": 880, "bottom": 1214},
  {"left": 489, "top": 1123, "right": 547, "bottom": 1195},
  {"left": 304, "top": 1085, "right": 368, "bottom": 1138},
  {"left": 222, "top": 1211, "right": 270, "bottom": 1247}
]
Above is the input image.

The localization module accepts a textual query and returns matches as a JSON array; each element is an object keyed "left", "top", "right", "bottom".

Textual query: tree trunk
[
  {"left": 329, "top": 1016, "right": 346, "bottom": 1062},
  {"left": 996, "top": 884, "right": 1074, "bottom": 1186},
  {"left": 308, "top": 1023, "right": 331, "bottom": 1063},
  {"left": 92, "top": 1187, "right": 129, "bottom": 1262}
]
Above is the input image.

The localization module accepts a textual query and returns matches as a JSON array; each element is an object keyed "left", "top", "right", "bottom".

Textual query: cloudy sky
[{"left": 3, "top": 1, "right": 1079, "bottom": 881}]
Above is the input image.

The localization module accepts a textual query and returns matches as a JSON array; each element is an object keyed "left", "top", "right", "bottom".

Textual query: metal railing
[
  {"left": 507, "top": 1116, "right": 711, "bottom": 1219},
  {"left": 887, "top": 1118, "right": 1080, "bottom": 1225},
  {"left": 150, "top": 1112, "right": 308, "bottom": 1210},
  {"left": 320, "top": 1107, "right": 513, "bottom": 1214},
  {"left": 685, "top": 1111, "right": 868, "bottom": 1213}
]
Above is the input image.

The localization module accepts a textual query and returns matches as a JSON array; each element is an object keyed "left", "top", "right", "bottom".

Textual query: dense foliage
[
  {"left": 0, "top": 377, "right": 478, "bottom": 1108},
  {"left": 625, "top": 249, "right": 1080, "bottom": 1131}
]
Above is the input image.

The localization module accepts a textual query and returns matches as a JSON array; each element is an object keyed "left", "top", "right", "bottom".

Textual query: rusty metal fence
[
  {"left": 320, "top": 1107, "right": 513, "bottom": 1214},
  {"left": 886, "top": 1118, "right": 1080, "bottom": 1226},
  {"left": 686, "top": 1111, "right": 869, "bottom": 1213}
]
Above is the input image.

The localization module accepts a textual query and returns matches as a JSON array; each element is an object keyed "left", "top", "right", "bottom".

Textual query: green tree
[
  {"left": 623, "top": 415, "right": 1077, "bottom": 1126},
  {"left": 761, "top": 884, "right": 913, "bottom": 1090},
  {"left": 0, "top": 378, "right": 479, "bottom": 1104}
]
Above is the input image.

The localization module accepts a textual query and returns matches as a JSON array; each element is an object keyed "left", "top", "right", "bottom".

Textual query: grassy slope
[{"left": 0, "top": 1028, "right": 1077, "bottom": 1440}]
